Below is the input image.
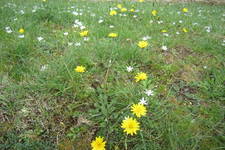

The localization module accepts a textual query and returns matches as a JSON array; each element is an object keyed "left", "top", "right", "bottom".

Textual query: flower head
[
  {"left": 182, "top": 28, "right": 188, "bottom": 33},
  {"left": 137, "top": 41, "right": 149, "bottom": 48},
  {"left": 151, "top": 10, "right": 157, "bottom": 16},
  {"left": 110, "top": 10, "right": 117, "bottom": 16},
  {"left": 19, "top": 28, "right": 25, "bottom": 33},
  {"left": 182, "top": 8, "right": 188, "bottom": 13},
  {"left": 117, "top": 4, "right": 122, "bottom": 9},
  {"left": 75, "top": 66, "right": 86, "bottom": 73},
  {"left": 80, "top": 30, "right": 88, "bottom": 37},
  {"left": 130, "top": 8, "right": 135, "bottom": 12},
  {"left": 134, "top": 72, "right": 147, "bottom": 82},
  {"left": 108, "top": 33, "right": 118, "bottom": 38},
  {"left": 91, "top": 136, "right": 106, "bottom": 150},
  {"left": 161, "top": 29, "right": 167, "bottom": 33},
  {"left": 139, "top": 0, "right": 145, "bottom": 2},
  {"left": 121, "top": 8, "right": 127, "bottom": 12},
  {"left": 131, "top": 103, "right": 147, "bottom": 117},
  {"left": 121, "top": 117, "right": 140, "bottom": 135},
  {"left": 139, "top": 97, "right": 148, "bottom": 105}
]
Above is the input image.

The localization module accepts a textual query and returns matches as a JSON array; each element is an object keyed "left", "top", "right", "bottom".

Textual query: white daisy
[
  {"left": 64, "top": 32, "right": 69, "bottom": 36},
  {"left": 139, "top": 97, "right": 148, "bottom": 105},
  {"left": 37, "top": 36, "right": 44, "bottom": 41},
  {"left": 18, "top": 35, "right": 25, "bottom": 38},
  {"left": 74, "top": 42, "right": 81, "bottom": 46},
  {"left": 145, "top": 89, "right": 154, "bottom": 96},
  {"left": 142, "top": 36, "right": 151, "bottom": 41},
  {"left": 161, "top": 45, "right": 168, "bottom": 51}
]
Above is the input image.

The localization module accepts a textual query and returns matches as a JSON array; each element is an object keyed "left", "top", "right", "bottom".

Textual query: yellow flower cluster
[
  {"left": 80, "top": 30, "right": 89, "bottom": 37},
  {"left": 108, "top": 32, "right": 118, "bottom": 38},
  {"left": 137, "top": 41, "right": 149, "bottom": 48}
]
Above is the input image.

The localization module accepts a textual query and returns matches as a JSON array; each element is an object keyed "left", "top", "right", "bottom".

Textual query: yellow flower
[
  {"left": 121, "top": 8, "right": 127, "bottom": 12},
  {"left": 137, "top": 41, "right": 149, "bottom": 48},
  {"left": 134, "top": 72, "right": 147, "bottom": 82},
  {"left": 117, "top": 4, "right": 122, "bottom": 9},
  {"left": 161, "top": 29, "right": 167, "bottom": 33},
  {"left": 182, "top": 28, "right": 188, "bottom": 33},
  {"left": 110, "top": 10, "right": 117, "bottom": 16},
  {"left": 79, "top": 30, "right": 88, "bottom": 37},
  {"left": 19, "top": 28, "right": 25, "bottom": 33},
  {"left": 74, "top": 66, "right": 86, "bottom": 73},
  {"left": 151, "top": 10, "right": 157, "bottom": 16},
  {"left": 182, "top": 8, "right": 188, "bottom": 13},
  {"left": 138, "top": 0, "right": 144, "bottom": 2},
  {"left": 108, "top": 33, "right": 118, "bottom": 38},
  {"left": 121, "top": 117, "right": 140, "bottom": 135},
  {"left": 130, "top": 8, "right": 135, "bottom": 12},
  {"left": 91, "top": 136, "right": 106, "bottom": 150},
  {"left": 131, "top": 104, "right": 147, "bottom": 118}
]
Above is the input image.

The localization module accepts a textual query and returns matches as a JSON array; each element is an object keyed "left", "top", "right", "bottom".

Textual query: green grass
[{"left": 0, "top": 0, "right": 224, "bottom": 149}]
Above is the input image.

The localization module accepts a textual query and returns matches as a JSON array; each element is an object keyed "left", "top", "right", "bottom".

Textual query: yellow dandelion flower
[
  {"left": 130, "top": 8, "right": 135, "bottom": 12},
  {"left": 74, "top": 66, "right": 86, "bottom": 73},
  {"left": 138, "top": 0, "right": 145, "bottom": 2},
  {"left": 80, "top": 30, "right": 88, "bottom": 37},
  {"left": 182, "top": 8, "right": 188, "bottom": 13},
  {"left": 131, "top": 104, "right": 147, "bottom": 118},
  {"left": 121, "top": 117, "right": 140, "bottom": 136},
  {"left": 19, "top": 28, "right": 25, "bottom": 33},
  {"left": 137, "top": 41, "right": 149, "bottom": 48},
  {"left": 91, "top": 136, "right": 106, "bottom": 150},
  {"left": 117, "top": 4, "right": 122, "bottom": 9},
  {"left": 110, "top": 10, "right": 117, "bottom": 16},
  {"left": 134, "top": 72, "right": 147, "bottom": 82},
  {"left": 121, "top": 8, "right": 127, "bottom": 12},
  {"left": 151, "top": 10, "right": 157, "bottom": 16},
  {"left": 108, "top": 33, "right": 118, "bottom": 38},
  {"left": 182, "top": 28, "right": 188, "bottom": 33},
  {"left": 161, "top": 29, "right": 167, "bottom": 33}
]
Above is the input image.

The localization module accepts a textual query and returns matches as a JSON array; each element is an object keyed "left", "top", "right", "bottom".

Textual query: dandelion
[
  {"left": 131, "top": 103, "right": 147, "bottom": 117},
  {"left": 91, "top": 136, "right": 106, "bottom": 150},
  {"left": 137, "top": 41, "right": 149, "bottom": 48},
  {"left": 134, "top": 72, "right": 147, "bottom": 82},
  {"left": 182, "top": 28, "right": 188, "bottom": 33},
  {"left": 151, "top": 10, "right": 157, "bottom": 16},
  {"left": 80, "top": 30, "right": 88, "bottom": 37},
  {"left": 19, "top": 28, "right": 24, "bottom": 33},
  {"left": 121, "top": 8, "right": 127, "bottom": 12},
  {"left": 139, "top": 0, "right": 145, "bottom": 2},
  {"left": 182, "top": 8, "right": 188, "bottom": 13},
  {"left": 110, "top": 10, "right": 117, "bottom": 16},
  {"left": 130, "top": 8, "right": 135, "bottom": 12},
  {"left": 75, "top": 66, "right": 86, "bottom": 73},
  {"left": 108, "top": 33, "right": 118, "bottom": 38},
  {"left": 117, "top": 4, "right": 122, "bottom": 9},
  {"left": 121, "top": 117, "right": 140, "bottom": 135},
  {"left": 161, "top": 29, "right": 167, "bottom": 33}
]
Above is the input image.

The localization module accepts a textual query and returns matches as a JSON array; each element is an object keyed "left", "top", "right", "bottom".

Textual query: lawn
[{"left": 0, "top": 0, "right": 224, "bottom": 150}]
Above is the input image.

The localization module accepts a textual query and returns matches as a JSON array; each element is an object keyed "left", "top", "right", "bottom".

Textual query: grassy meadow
[{"left": 0, "top": 0, "right": 225, "bottom": 149}]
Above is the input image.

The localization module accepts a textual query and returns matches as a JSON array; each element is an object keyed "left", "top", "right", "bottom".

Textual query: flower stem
[{"left": 140, "top": 130, "right": 147, "bottom": 150}]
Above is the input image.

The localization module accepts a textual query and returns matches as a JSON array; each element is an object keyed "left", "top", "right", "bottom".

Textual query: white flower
[
  {"left": 80, "top": 26, "right": 86, "bottom": 30},
  {"left": 5, "top": 27, "right": 12, "bottom": 33},
  {"left": 74, "top": 42, "right": 81, "bottom": 46},
  {"left": 37, "top": 36, "right": 44, "bottom": 41},
  {"left": 64, "top": 32, "right": 69, "bottom": 36},
  {"left": 98, "top": 19, "right": 104, "bottom": 23},
  {"left": 40, "top": 65, "right": 48, "bottom": 71},
  {"left": 142, "top": 36, "right": 151, "bottom": 41},
  {"left": 109, "top": 25, "right": 114, "bottom": 28},
  {"left": 20, "top": 10, "right": 25, "bottom": 14},
  {"left": 139, "top": 97, "right": 148, "bottom": 105},
  {"left": 72, "top": 11, "right": 78, "bottom": 15},
  {"left": 149, "top": 20, "right": 153, "bottom": 24},
  {"left": 145, "top": 89, "right": 154, "bottom": 96},
  {"left": 68, "top": 42, "right": 73, "bottom": 46},
  {"left": 18, "top": 35, "right": 25, "bottom": 38},
  {"left": 163, "top": 33, "right": 169, "bottom": 37},
  {"left": 133, "top": 15, "right": 137, "bottom": 18},
  {"left": 179, "top": 20, "right": 183, "bottom": 23},
  {"left": 84, "top": 37, "right": 89, "bottom": 41},
  {"left": 161, "top": 45, "right": 168, "bottom": 51},
  {"left": 176, "top": 31, "right": 180, "bottom": 35},
  {"left": 203, "top": 66, "right": 207, "bottom": 69},
  {"left": 90, "top": 13, "right": 96, "bottom": 17},
  {"left": 126, "top": 66, "right": 133, "bottom": 72}
]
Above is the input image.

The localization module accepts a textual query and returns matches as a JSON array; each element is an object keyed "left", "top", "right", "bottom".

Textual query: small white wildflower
[
  {"left": 149, "top": 20, "right": 153, "bottom": 24},
  {"left": 20, "top": 10, "right": 25, "bottom": 14},
  {"left": 74, "top": 42, "right": 81, "bottom": 46},
  {"left": 91, "top": 13, "right": 96, "bottom": 17},
  {"left": 18, "top": 35, "right": 25, "bottom": 38},
  {"left": 40, "top": 65, "right": 48, "bottom": 71},
  {"left": 133, "top": 15, "right": 137, "bottom": 18},
  {"left": 126, "top": 66, "right": 133, "bottom": 72},
  {"left": 176, "top": 31, "right": 180, "bottom": 35},
  {"left": 203, "top": 66, "right": 207, "bottom": 69},
  {"left": 145, "top": 89, "right": 154, "bottom": 96},
  {"left": 139, "top": 97, "right": 148, "bottom": 105},
  {"left": 64, "top": 32, "right": 69, "bottom": 36},
  {"left": 179, "top": 20, "right": 183, "bottom": 23},
  {"left": 109, "top": 25, "right": 114, "bottom": 28},
  {"left": 142, "top": 36, "right": 151, "bottom": 41},
  {"left": 37, "top": 36, "right": 44, "bottom": 41},
  {"left": 83, "top": 37, "right": 89, "bottom": 41},
  {"left": 98, "top": 19, "right": 104, "bottom": 23},
  {"left": 161, "top": 45, "right": 168, "bottom": 51},
  {"left": 72, "top": 11, "right": 78, "bottom": 15},
  {"left": 80, "top": 26, "right": 86, "bottom": 30},
  {"left": 68, "top": 42, "right": 73, "bottom": 46},
  {"left": 163, "top": 33, "right": 169, "bottom": 37}
]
